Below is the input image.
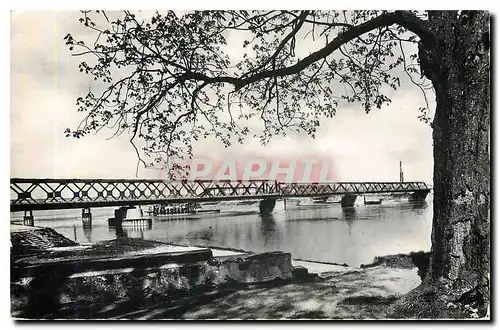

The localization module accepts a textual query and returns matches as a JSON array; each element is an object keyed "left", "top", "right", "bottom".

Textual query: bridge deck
[{"left": 10, "top": 179, "right": 430, "bottom": 212}]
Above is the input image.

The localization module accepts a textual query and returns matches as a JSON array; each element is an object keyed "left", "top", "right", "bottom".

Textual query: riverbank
[
  {"left": 11, "top": 224, "right": 427, "bottom": 319},
  {"left": 101, "top": 265, "right": 419, "bottom": 319}
]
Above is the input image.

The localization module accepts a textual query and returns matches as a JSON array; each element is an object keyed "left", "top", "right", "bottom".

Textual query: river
[{"left": 10, "top": 195, "right": 432, "bottom": 267}]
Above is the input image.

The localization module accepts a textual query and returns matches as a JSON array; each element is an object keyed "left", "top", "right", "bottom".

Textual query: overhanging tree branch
[
  {"left": 178, "top": 11, "right": 433, "bottom": 92},
  {"left": 66, "top": 9, "right": 434, "bottom": 166}
]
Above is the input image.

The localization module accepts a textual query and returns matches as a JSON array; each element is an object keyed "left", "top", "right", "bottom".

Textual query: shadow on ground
[{"left": 43, "top": 266, "right": 419, "bottom": 320}]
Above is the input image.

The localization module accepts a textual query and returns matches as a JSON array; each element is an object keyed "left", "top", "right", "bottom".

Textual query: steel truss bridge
[{"left": 10, "top": 178, "right": 431, "bottom": 212}]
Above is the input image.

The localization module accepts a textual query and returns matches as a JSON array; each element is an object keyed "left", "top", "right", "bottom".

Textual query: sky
[{"left": 10, "top": 10, "right": 435, "bottom": 183}]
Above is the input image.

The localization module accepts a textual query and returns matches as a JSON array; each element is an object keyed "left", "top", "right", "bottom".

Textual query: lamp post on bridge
[{"left": 400, "top": 161, "right": 404, "bottom": 183}]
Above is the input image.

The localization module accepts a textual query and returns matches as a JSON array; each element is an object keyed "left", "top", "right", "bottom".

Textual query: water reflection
[
  {"left": 108, "top": 221, "right": 154, "bottom": 239},
  {"left": 72, "top": 225, "right": 78, "bottom": 241},
  {"left": 110, "top": 224, "right": 128, "bottom": 239},
  {"left": 83, "top": 225, "right": 93, "bottom": 242},
  {"left": 259, "top": 214, "right": 276, "bottom": 244},
  {"left": 13, "top": 200, "right": 433, "bottom": 267},
  {"left": 342, "top": 207, "right": 356, "bottom": 221},
  {"left": 410, "top": 200, "right": 428, "bottom": 211},
  {"left": 342, "top": 208, "right": 356, "bottom": 235},
  {"left": 185, "top": 226, "right": 214, "bottom": 241}
]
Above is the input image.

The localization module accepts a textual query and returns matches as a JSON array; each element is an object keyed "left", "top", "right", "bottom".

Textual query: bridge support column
[
  {"left": 82, "top": 208, "right": 92, "bottom": 228},
  {"left": 409, "top": 190, "right": 430, "bottom": 201},
  {"left": 341, "top": 194, "right": 357, "bottom": 208},
  {"left": 23, "top": 210, "right": 34, "bottom": 226},
  {"left": 259, "top": 198, "right": 276, "bottom": 215},
  {"left": 108, "top": 206, "right": 129, "bottom": 226}
]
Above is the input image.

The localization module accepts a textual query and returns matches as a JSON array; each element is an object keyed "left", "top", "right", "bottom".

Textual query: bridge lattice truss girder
[
  {"left": 281, "top": 181, "right": 430, "bottom": 196},
  {"left": 10, "top": 179, "right": 430, "bottom": 212}
]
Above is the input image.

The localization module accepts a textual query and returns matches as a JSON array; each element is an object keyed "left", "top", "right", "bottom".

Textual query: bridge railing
[
  {"left": 10, "top": 179, "right": 281, "bottom": 209},
  {"left": 278, "top": 181, "right": 430, "bottom": 197},
  {"left": 10, "top": 178, "right": 430, "bottom": 211}
]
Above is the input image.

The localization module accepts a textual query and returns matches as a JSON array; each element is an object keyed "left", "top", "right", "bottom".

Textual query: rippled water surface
[{"left": 11, "top": 196, "right": 432, "bottom": 267}]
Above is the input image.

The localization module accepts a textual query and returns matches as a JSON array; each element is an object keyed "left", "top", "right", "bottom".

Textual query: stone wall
[{"left": 11, "top": 251, "right": 293, "bottom": 318}]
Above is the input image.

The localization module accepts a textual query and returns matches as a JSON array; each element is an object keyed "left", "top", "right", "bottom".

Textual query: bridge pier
[
  {"left": 341, "top": 194, "right": 358, "bottom": 208},
  {"left": 82, "top": 208, "right": 92, "bottom": 228},
  {"left": 259, "top": 198, "right": 276, "bottom": 215},
  {"left": 409, "top": 190, "right": 430, "bottom": 201},
  {"left": 108, "top": 206, "right": 129, "bottom": 226},
  {"left": 23, "top": 210, "right": 34, "bottom": 226}
]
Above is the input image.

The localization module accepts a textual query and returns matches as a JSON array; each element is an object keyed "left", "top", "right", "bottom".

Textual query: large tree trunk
[{"left": 407, "top": 11, "right": 490, "bottom": 318}]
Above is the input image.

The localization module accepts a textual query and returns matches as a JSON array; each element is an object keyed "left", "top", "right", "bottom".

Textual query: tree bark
[{"left": 418, "top": 11, "right": 490, "bottom": 317}]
